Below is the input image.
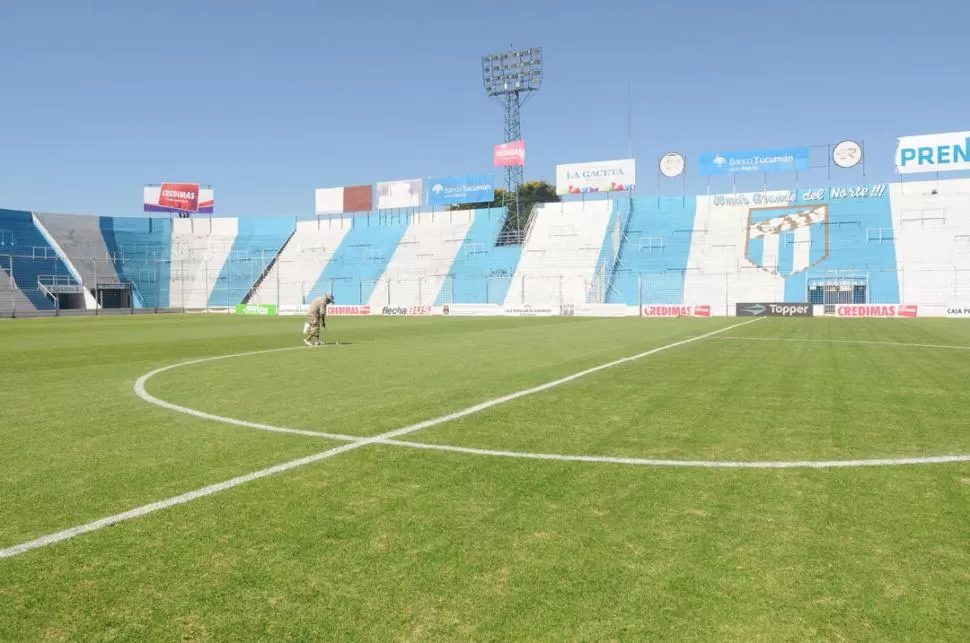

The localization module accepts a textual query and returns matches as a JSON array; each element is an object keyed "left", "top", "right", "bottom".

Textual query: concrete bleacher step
[{"left": 0, "top": 267, "right": 37, "bottom": 315}]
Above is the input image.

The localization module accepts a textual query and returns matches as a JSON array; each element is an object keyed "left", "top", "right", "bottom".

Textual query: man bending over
[{"left": 303, "top": 293, "right": 334, "bottom": 346}]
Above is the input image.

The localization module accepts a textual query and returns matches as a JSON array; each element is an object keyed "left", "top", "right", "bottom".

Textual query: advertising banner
[
  {"left": 736, "top": 302, "right": 813, "bottom": 317},
  {"left": 235, "top": 303, "right": 277, "bottom": 316},
  {"left": 441, "top": 303, "right": 500, "bottom": 317},
  {"left": 380, "top": 305, "right": 433, "bottom": 316},
  {"left": 946, "top": 307, "right": 970, "bottom": 318},
  {"left": 315, "top": 188, "right": 343, "bottom": 215},
  {"left": 376, "top": 179, "right": 422, "bottom": 209},
  {"left": 555, "top": 159, "right": 636, "bottom": 195},
  {"left": 698, "top": 147, "right": 810, "bottom": 175},
  {"left": 641, "top": 305, "right": 711, "bottom": 318},
  {"left": 503, "top": 304, "right": 557, "bottom": 317},
  {"left": 895, "top": 131, "right": 970, "bottom": 174},
  {"left": 315, "top": 185, "right": 373, "bottom": 215},
  {"left": 144, "top": 183, "right": 214, "bottom": 214},
  {"left": 835, "top": 304, "right": 919, "bottom": 318},
  {"left": 326, "top": 305, "right": 372, "bottom": 316},
  {"left": 494, "top": 140, "right": 526, "bottom": 166},
  {"left": 427, "top": 174, "right": 496, "bottom": 207},
  {"left": 560, "top": 304, "right": 628, "bottom": 317}
]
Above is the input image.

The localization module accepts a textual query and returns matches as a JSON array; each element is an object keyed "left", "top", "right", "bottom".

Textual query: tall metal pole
[{"left": 483, "top": 47, "right": 543, "bottom": 235}]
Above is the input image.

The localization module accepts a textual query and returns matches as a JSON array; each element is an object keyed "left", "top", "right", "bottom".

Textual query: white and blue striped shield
[{"left": 745, "top": 204, "right": 830, "bottom": 276}]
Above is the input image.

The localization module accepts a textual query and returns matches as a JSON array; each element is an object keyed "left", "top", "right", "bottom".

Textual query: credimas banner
[
  {"left": 427, "top": 174, "right": 496, "bottom": 206},
  {"left": 144, "top": 183, "right": 214, "bottom": 214}
]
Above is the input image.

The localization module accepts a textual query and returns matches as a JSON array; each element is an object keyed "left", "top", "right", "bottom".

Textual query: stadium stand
[
  {"left": 248, "top": 218, "right": 352, "bottom": 308},
  {"left": 207, "top": 217, "right": 294, "bottom": 308},
  {"left": 608, "top": 197, "right": 695, "bottom": 307},
  {"left": 3, "top": 178, "right": 970, "bottom": 314},
  {"left": 34, "top": 212, "right": 123, "bottom": 308},
  {"left": 170, "top": 217, "right": 237, "bottom": 310},
  {"left": 308, "top": 215, "right": 410, "bottom": 306},
  {"left": 436, "top": 207, "right": 521, "bottom": 305},
  {"left": 368, "top": 209, "right": 478, "bottom": 308},
  {"left": 99, "top": 216, "right": 172, "bottom": 309},
  {"left": 0, "top": 209, "right": 76, "bottom": 310},
  {"left": 503, "top": 200, "right": 612, "bottom": 307},
  {"left": 890, "top": 181, "right": 970, "bottom": 306},
  {"left": 0, "top": 264, "right": 35, "bottom": 316}
]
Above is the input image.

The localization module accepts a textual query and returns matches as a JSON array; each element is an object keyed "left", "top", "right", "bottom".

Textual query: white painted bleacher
[
  {"left": 683, "top": 193, "right": 786, "bottom": 315},
  {"left": 250, "top": 218, "right": 351, "bottom": 308},
  {"left": 890, "top": 180, "right": 970, "bottom": 306},
  {"left": 503, "top": 201, "right": 612, "bottom": 307},
  {"left": 168, "top": 217, "right": 237, "bottom": 309},
  {"left": 367, "top": 210, "right": 476, "bottom": 307}
]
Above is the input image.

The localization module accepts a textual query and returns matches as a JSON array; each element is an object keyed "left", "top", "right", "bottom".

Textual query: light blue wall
[
  {"left": 435, "top": 208, "right": 522, "bottom": 305},
  {"left": 793, "top": 190, "right": 899, "bottom": 303},
  {"left": 99, "top": 216, "right": 173, "bottom": 308},
  {"left": 207, "top": 217, "right": 294, "bottom": 307},
  {"left": 310, "top": 215, "right": 410, "bottom": 305},
  {"left": 608, "top": 197, "right": 697, "bottom": 305}
]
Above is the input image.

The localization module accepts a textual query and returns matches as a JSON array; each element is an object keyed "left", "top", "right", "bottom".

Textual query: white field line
[
  {"left": 0, "top": 319, "right": 759, "bottom": 560},
  {"left": 377, "top": 439, "right": 970, "bottom": 469},
  {"left": 715, "top": 336, "right": 970, "bottom": 351},
  {"left": 133, "top": 347, "right": 360, "bottom": 442}
]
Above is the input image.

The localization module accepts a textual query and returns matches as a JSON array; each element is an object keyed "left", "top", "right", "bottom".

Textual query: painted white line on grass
[
  {"left": 134, "top": 347, "right": 360, "bottom": 442},
  {"left": 375, "top": 439, "right": 970, "bottom": 469},
  {"left": 1, "top": 319, "right": 758, "bottom": 560},
  {"left": 715, "top": 336, "right": 970, "bottom": 351}
]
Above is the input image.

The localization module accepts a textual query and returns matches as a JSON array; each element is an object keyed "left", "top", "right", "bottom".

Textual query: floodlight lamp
[{"left": 482, "top": 46, "right": 543, "bottom": 97}]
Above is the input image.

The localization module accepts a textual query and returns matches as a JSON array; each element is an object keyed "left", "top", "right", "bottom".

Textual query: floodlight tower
[{"left": 482, "top": 46, "right": 543, "bottom": 230}]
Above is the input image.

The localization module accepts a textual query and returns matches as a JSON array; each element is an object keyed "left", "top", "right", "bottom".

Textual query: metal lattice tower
[{"left": 482, "top": 47, "right": 543, "bottom": 229}]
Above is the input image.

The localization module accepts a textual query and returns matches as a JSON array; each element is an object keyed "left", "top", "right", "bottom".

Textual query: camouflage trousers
[{"left": 303, "top": 320, "right": 321, "bottom": 342}]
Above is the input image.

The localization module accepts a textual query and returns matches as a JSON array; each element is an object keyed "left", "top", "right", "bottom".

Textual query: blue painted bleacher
[
  {"left": 309, "top": 216, "right": 410, "bottom": 305},
  {"left": 99, "top": 216, "right": 173, "bottom": 308},
  {"left": 0, "top": 209, "right": 75, "bottom": 309},
  {"left": 207, "top": 217, "right": 294, "bottom": 307},
  {"left": 795, "top": 192, "right": 900, "bottom": 304},
  {"left": 608, "top": 198, "right": 696, "bottom": 305},
  {"left": 438, "top": 208, "right": 522, "bottom": 305}
]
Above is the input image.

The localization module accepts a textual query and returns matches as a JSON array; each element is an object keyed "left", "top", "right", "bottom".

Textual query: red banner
[
  {"left": 494, "top": 140, "right": 526, "bottom": 167},
  {"left": 642, "top": 305, "right": 711, "bottom": 317},
  {"left": 327, "top": 305, "right": 371, "bottom": 316},
  {"left": 158, "top": 183, "right": 200, "bottom": 212},
  {"left": 343, "top": 185, "right": 373, "bottom": 213},
  {"left": 836, "top": 304, "right": 918, "bottom": 318}
]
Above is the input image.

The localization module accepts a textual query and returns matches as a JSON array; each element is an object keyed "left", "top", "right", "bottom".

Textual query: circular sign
[
  {"left": 832, "top": 140, "right": 863, "bottom": 169},
  {"left": 659, "top": 152, "right": 686, "bottom": 178}
]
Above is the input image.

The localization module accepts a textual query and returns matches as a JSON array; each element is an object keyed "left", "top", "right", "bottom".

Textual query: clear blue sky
[{"left": 1, "top": 0, "right": 967, "bottom": 217}]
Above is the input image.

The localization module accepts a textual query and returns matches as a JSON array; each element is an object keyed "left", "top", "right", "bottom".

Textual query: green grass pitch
[{"left": 2, "top": 314, "right": 970, "bottom": 640}]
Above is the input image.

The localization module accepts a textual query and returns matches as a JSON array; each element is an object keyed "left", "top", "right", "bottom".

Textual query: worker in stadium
[{"left": 303, "top": 293, "right": 335, "bottom": 346}]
